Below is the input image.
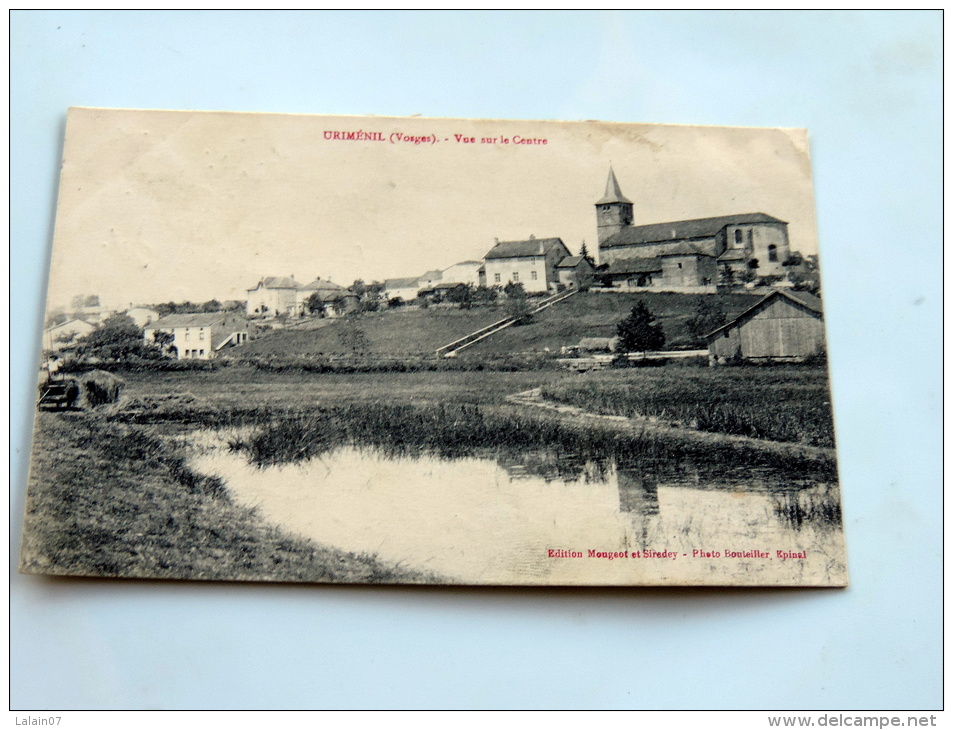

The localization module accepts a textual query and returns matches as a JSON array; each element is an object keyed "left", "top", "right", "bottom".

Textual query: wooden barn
[{"left": 706, "top": 290, "right": 825, "bottom": 364}]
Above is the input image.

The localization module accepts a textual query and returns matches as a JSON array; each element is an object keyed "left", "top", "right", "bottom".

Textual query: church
[{"left": 595, "top": 168, "right": 791, "bottom": 291}]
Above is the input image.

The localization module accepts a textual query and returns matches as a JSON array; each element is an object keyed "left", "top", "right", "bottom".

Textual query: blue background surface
[{"left": 10, "top": 10, "right": 942, "bottom": 710}]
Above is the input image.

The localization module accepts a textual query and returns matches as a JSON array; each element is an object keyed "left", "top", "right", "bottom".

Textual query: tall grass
[
  {"left": 227, "top": 402, "right": 838, "bottom": 481},
  {"left": 772, "top": 483, "right": 843, "bottom": 529},
  {"left": 540, "top": 367, "right": 836, "bottom": 447}
]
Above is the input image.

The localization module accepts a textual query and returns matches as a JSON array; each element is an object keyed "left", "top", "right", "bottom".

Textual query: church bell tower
[{"left": 595, "top": 167, "right": 633, "bottom": 246}]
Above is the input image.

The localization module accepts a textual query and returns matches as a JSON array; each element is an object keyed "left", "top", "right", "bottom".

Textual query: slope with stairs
[{"left": 435, "top": 289, "right": 579, "bottom": 358}]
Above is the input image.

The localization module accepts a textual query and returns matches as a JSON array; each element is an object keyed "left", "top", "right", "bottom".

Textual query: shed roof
[
  {"left": 484, "top": 237, "right": 568, "bottom": 260},
  {"left": 555, "top": 255, "right": 587, "bottom": 268},
  {"left": 601, "top": 213, "right": 786, "bottom": 249},
  {"left": 705, "top": 290, "right": 823, "bottom": 339}
]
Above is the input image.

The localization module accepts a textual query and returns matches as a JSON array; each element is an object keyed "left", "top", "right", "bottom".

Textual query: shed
[
  {"left": 555, "top": 255, "right": 595, "bottom": 290},
  {"left": 706, "top": 290, "right": 824, "bottom": 363}
]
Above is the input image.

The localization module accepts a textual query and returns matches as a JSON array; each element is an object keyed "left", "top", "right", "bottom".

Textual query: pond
[{"left": 189, "top": 430, "right": 847, "bottom": 586}]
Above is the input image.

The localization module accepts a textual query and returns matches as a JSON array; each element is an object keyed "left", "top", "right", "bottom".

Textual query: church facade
[{"left": 596, "top": 168, "right": 791, "bottom": 291}]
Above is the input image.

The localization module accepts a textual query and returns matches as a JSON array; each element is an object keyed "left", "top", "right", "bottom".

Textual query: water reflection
[{"left": 190, "top": 432, "right": 846, "bottom": 586}]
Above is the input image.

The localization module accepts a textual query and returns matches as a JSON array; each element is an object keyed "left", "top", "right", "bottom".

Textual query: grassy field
[
  {"left": 20, "top": 413, "right": 439, "bottom": 583},
  {"left": 540, "top": 366, "right": 836, "bottom": 447},
  {"left": 119, "top": 367, "right": 572, "bottom": 413},
  {"left": 233, "top": 291, "right": 764, "bottom": 359}
]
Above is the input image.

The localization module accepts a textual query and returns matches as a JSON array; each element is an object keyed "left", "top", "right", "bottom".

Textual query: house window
[
  {"left": 199, "top": 330, "right": 205, "bottom": 340},
  {"left": 494, "top": 273, "right": 501, "bottom": 283},
  {"left": 513, "top": 272, "right": 519, "bottom": 282},
  {"left": 199, "top": 349, "right": 204, "bottom": 357},
  {"left": 768, "top": 244, "right": 778, "bottom": 262},
  {"left": 748, "top": 230, "right": 754, "bottom": 246},
  {"left": 531, "top": 271, "right": 538, "bottom": 280},
  {"left": 185, "top": 330, "right": 190, "bottom": 341},
  {"left": 734, "top": 229, "right": 743, "bottom": 246},
  {"left": 677, "top": 263, "right": 682, "bottom": 269}
]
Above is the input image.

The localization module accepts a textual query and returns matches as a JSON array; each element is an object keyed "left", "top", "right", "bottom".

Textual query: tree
[
  {"left": 580, "top": 241, "right": 595, "bottom": 266},
  {"left": 74, "top": 313, "right": 161, "bottom": 361},
  {"left": 444, "top": 283, "right": 474, "bottom": 309},
  {"left": 200, "top": 299, "right": 222, "bottom": 312},
  {"left": 685, "top": 297, "right": 727, "bottom": 343},
  {"left": 718, "top": 264, "right": 737, "bottom": 290},
  {"left": 616, "top": 301, "right": 665, "bottom": 353},
  {"left": 472, "top": 286, "right": 498, "bottom": 305},
  {"left": 503, "top": 282, "right": 533, "bottom": 324},
  {"left": 305, "top": 292, "right": 327, "bottom": 317},
  {"left": 151, "top": 330, "right": 176, "bottom": 356}
]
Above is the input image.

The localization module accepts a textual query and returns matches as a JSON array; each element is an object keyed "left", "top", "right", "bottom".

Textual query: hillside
[
  {"left": 235, "top": 292, "right": 764, "bottom": 359},
  {"left": 237, "top": 308, "right": 507, "bottom": 357},
  {"left": 459, "top": 291, "right": 763, "bottom": 355}
]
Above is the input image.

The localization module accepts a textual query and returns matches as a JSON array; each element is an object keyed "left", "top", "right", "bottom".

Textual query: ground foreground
[
  {"left": 20, "top": 413, "right": 439, "bottom": 583},
  {"left": 20, "top": 364, "right": 839, "bottom": 584}
]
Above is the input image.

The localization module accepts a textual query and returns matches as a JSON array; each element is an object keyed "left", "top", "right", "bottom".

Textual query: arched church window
[
  {"left": 768, "top": 245, "right": 778, "bottom": 262},
  {"left": 734, "top": 229, "right": 743, "bottom": 246}
]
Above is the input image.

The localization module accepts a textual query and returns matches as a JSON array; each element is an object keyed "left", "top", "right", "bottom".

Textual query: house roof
[
  {"left": 555, "top": 255, "right": 590, "bottom": 268},
  {"left": 299, "top": 277, "right": 346, "bottom": 292},
  {"left": 705, "top": 290, "right": 823, "bottom": 339},
  {"left": 147, "top": 313, "right": 247, "bottom": 329},
  {"left": 658, "top": 242, "right": 713, "bottom": 257},
  {"left": 595, "top": 167, "right": 633, "bottom": 205},
  {"left": 445, "top": 260, "right": 482, "bottom": 268},
  {"left": 384, "top": 277, "right": 421, "bottom": 290},
  {"left": 601, "top": 213, "right": 786, "bottom": 249},
  {"left": 605, "top": 256, "right": 663, "bottom": 274},
  {"left": 484, "top": 237, "right": 568, "bottom": 260},
  {"left": 249, "top": 276, "right": 297, "bottom": 291},
  {"left": 48, "top": 318, "right": 95, "bottom": 332}
]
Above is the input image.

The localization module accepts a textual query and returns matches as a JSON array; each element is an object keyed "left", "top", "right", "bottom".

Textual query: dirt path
[{"left": 504, "top": 387, "right": 836, "bottom": 462}]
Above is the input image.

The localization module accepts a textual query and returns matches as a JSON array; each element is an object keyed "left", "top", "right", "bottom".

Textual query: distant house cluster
[
  {"left": 381, "top": 240, "right": 595, "bottom": 304},
  {"left": 246, "top": 276, "right": 357, "bottom": 319}
]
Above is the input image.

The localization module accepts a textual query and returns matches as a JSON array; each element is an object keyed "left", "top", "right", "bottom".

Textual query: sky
[{"left": 48, "top": 108, "right": 820, "bottom": 311}]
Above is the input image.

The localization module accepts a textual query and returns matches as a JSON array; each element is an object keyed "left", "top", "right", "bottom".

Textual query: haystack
[{"left": 80, "top": 370, "right": 126, "bottom": 407}]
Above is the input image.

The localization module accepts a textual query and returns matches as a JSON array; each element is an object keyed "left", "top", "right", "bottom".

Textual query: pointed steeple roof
[{"left": 596, "top": 166, "right": 632, "bottom": 205}]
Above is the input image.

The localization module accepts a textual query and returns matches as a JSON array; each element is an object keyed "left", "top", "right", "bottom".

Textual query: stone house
[
  {"left": 144, "top": 312, "right": 248, "bottom": 360},
  {"left": 295, "top": 277, "right": 355, "bottom": 317},
  {"left": 246, "top": 276, "right": 299, "bottom": 318},
  {"left": 124, "top": 306, "right": 161, "bottom": 328},
  {"left": 383, "top": 276, "right": 423, "bottom": 303},
  {"left": 482, "top": 236, "right": 572, "bottom": 293},
  {"left": 44, "top": 318, "right": 96, "bottom": 352}
]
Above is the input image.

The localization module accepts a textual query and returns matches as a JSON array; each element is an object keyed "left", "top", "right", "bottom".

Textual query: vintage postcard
[{"left": 20, "top": 108, "right": 847, "bottom": 586}]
